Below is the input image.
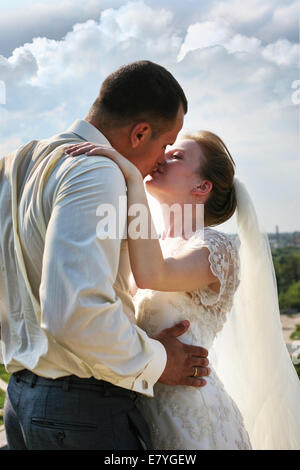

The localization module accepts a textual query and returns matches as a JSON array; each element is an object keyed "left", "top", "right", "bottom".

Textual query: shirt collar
[{"left": 66, "top": 119, "right": 111, "bottom": 146}]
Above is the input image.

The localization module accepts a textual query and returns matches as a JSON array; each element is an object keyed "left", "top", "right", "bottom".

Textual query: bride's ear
[
  {"left": 130, "top": 122, "right": 151, "bottom": 148},
  {"left": 191, "top": 180, "right": 213, "bottom": 197}
]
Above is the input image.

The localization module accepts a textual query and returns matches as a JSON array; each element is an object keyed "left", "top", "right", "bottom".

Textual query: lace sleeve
[{"left": 188, "top": 229, "right": 240, "bottom": 307}]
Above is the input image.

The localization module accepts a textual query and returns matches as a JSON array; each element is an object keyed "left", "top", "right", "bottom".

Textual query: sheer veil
[{"left": 209, "top": 178, "right": 300, "bottom": 450}]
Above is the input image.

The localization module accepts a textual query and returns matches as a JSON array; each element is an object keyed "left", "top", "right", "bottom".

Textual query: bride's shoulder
[
  {"left": 188, "top": 228, "right": 240, "bottom": 274},
  {"left": 189, "top": 227, "right": 237, "bottom": 251},
  {"left": 187, "top": 228, "right": 240, "bottom": 306}
]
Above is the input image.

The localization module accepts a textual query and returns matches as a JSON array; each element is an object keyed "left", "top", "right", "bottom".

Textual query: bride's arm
[{"left": 65, "top": 143, "right": 218, "bottom": 293}]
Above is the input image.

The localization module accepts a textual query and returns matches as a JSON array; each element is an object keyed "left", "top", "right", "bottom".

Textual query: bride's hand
[{"left": 65, "top": 142, "right": 141, "bottom": 182}]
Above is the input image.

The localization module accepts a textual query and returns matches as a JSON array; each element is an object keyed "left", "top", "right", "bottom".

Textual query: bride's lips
[{"left": 151, "top": 164, "right": 165, "bottom": 177}]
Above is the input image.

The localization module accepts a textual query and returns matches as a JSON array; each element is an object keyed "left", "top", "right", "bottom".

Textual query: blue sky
[{"left": 0, "top": 0, "right": 299, "bottom": 233}]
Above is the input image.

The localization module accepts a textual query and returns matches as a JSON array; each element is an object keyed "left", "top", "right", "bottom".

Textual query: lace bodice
[
  {"left": 134, "top": 228, "right": 240, "bottom": 350},
  {"left": 134, "top": 228, "right": 251, "bottom": 450}
]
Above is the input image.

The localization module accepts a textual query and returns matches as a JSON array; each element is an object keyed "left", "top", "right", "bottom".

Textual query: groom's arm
[{"left": 39, "top": 155, "right": 166, "bottom": 396}]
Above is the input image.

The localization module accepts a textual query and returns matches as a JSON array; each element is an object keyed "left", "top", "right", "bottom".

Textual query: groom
[{"left": 0, "top": 60, "right": 210, "bottom": 450}]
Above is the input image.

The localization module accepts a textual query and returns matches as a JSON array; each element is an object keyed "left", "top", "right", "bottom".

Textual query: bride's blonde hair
[{"left": 183, "top": 130, "right": 237, "bottom": 227}]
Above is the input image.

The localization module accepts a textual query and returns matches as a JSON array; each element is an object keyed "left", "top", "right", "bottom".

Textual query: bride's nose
[{"left": 162, "top": 152, "right": 171, "bottom": 164}]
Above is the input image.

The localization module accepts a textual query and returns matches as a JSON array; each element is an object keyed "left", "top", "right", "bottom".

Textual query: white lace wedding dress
[{"left": 134, "top": 228, "right": 252, "bottom": 450}]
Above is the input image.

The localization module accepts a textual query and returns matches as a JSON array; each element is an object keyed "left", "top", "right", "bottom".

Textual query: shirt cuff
[{"left": 118, "top": 337, "right": 167, "bottom": 397}]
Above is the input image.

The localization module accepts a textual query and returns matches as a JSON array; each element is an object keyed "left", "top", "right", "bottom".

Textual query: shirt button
[{"left": 142, "top": 380, "right": 148, "bottom": 390}]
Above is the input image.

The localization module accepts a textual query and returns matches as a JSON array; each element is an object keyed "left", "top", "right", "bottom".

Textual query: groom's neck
[
  {"left": 83, "top": 116, "right": 135, "bottom": 165},
  {"left": 83, "top": 115, "right": 112, "bottom": 144}
]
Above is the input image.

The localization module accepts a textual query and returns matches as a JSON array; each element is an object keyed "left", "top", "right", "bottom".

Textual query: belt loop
[
  {"left": 62, "top": 376, "right": 71, "bottom": 392},
  {"left": 30, "top": 373, "right": 37, "bottom": 388}
]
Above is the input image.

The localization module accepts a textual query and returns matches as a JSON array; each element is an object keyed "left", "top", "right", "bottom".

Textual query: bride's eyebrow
[{"left": 167, "top": 148, "right": 185, "bottom": 154}]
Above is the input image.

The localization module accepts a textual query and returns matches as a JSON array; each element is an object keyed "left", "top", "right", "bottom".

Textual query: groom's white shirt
[{"left": 0, "top": 119, "right": 167, "bottom": 396}]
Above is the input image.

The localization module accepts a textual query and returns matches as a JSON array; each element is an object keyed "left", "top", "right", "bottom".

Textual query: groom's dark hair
[{"left": 88, "top": 61, "right": 188, "bottom": 138}]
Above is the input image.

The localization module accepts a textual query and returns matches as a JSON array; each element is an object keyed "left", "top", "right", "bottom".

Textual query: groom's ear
[{"left": 130, "top": 122, "right": 151, "bottom": 148}]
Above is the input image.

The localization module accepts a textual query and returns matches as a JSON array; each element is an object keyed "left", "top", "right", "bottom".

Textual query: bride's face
[{"left": 145, "top": 139, "right": 205, "bottom": 203}]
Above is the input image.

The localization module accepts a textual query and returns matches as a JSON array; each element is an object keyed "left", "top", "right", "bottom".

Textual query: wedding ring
[{"left": 193, "top": 367, "right": 198, "bottom": 377}]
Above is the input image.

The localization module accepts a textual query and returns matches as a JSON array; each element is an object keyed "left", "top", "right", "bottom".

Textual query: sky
[{"left": 0, "top": 0, "right": 299, "bottom": 234}]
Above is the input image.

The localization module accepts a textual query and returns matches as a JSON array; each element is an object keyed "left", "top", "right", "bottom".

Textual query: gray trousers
[{"left": 4, "top": 370, "right": 152, "bottom": 450}]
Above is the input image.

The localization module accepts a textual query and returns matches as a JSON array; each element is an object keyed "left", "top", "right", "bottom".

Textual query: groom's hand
[{"left": 154, "top": 320, "right": 210, "bottom": 387}]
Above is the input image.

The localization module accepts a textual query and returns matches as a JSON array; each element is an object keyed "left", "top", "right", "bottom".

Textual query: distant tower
[{"left": 276, "top": 225, "right": 280, "bottom": 247}]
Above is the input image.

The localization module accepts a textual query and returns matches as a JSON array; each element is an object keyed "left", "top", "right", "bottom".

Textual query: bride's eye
[{"left": 171, "top": 152, "right": 183, "bottom": 159}]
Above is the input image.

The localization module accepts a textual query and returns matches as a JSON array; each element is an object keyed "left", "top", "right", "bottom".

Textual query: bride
[{"left": 66, "top": 131, "right": 300, "bottom": 450}]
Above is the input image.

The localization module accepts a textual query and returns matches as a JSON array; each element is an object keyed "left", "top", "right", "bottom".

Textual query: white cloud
[
  {"left": 178, "top": 19, "right": 263, "bottom": 60},
  {"left": 225, "top": 34, "right": 261, "bottom": 54},
  {"left": 0, "top": 48, "right": 38, "bottom": 83},
  {"left": 177, "top": 19, "right": 231, "bottom": 61},
  {"left": 204, "top": 0, "right": 299, "bottom": 43},
  {"left": 0, "top": 0, "right": 108, "bottom": 57},
  {"left": 206, "top": 0, "right": 272, "bottom": 25},
  {"left": 263, "top": 0, "right": 300, "bottom": 42},
  {"left": 262, "top": 39, "right": 300, "bottom": 66},
  {"left": 177, "top": 18, "right": 299, "bottom": 67},
  {"left": 100, "top": 0, "right": 174, "bottom": 38},
  {"left": 4, "top": 1, "right": 181, "bottom": 91}
]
